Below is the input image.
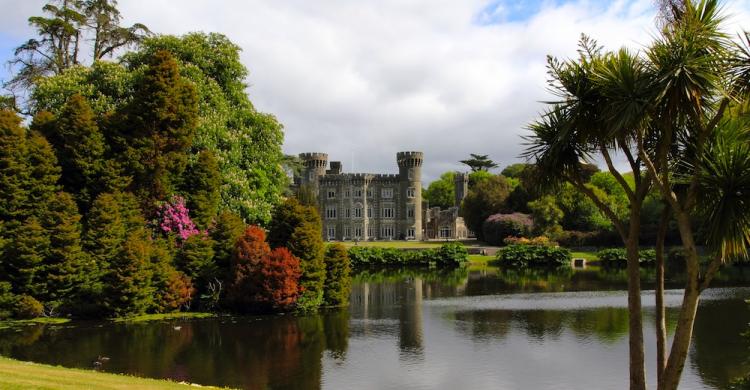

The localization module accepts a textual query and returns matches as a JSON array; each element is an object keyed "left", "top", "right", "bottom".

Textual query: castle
[
  {"left": 297, "top": 151, "right": 424, "bottom": 240},
  {"left": 296, "top": 151, "right": 469, "bottom": 241}
]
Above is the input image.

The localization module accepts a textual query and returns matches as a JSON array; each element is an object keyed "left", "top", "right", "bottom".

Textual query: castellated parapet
[{"left": 296, "top": 151, "right": 423, "bottom": 241}]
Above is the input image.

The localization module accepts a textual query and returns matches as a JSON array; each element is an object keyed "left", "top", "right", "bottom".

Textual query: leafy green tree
[
  {"left": 557, "top": 183, "right": 611, "bottom": 232},
  {"left": 460, "top": 175, "right": 512, "bottom": 240},
  {"left": 289, "top": 221, "right": 325, "bottom": 312},
  {"left": 323, "top": 244, "right": 351, "bottom": 307},
  {"left": 184, "top": 150, "right": 221, "bottom": 229},
  {"left": 267, "top": 198, "right": 318, "bottom": 249},
  {"left": 460, "top": 153, "right": 498, "bottom": 172},
  {"left": 468, "top": 170, "right": 493, "bottom": 187},
  {"left": 527, "top": 195, "right": 564, "bottom": 236},
  {"left": 113, "top": 49, "right": 198, "bottom": 209},
  {"left": 423, "top": 172, "right": 455, "bottom": 209},
  {"left": 500, "top": 163, "right": 529, "bottom": 179},
  {"left": 122, "top": 33, "right": 287, "bottom": 223}
]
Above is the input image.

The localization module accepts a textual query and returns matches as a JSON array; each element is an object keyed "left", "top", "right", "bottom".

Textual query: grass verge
[
  {"left": 112, "top": 312, "right": 215, "bottom": 323},
  {"left": 0, "top": 356, "right": 229, "bottom": 389},
  {"left": 0, "top": 317, "right": 70, "bottom": 330}
]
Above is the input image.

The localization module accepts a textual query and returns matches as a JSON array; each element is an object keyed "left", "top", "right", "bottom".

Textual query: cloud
[{"left": 1, "top": 0, "right": 749, "bottom": 182}]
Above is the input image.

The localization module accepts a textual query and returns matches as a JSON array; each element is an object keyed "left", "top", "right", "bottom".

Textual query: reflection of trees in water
[{"left": 690, "top": 299, "right": 750, "bottom": 389}]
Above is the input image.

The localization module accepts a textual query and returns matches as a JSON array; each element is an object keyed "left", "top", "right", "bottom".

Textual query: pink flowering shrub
[{"left": 157, "top": 196, "right": 202, "bottom": 241}]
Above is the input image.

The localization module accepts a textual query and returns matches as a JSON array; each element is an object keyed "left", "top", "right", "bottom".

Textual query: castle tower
[
  {"left": 397, "top": 151, "right": 424, "bottom": 240},
  {"left": 454, "top": 172, "right": 468, "bottom": 209},
  {"left": 299, "top": 152, "right": 328, "bottom": 193}
]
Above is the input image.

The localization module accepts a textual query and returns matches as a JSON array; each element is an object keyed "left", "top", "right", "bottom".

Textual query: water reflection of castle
[{"left": 349, "top": 277, "right": 468, "bottom": 360}]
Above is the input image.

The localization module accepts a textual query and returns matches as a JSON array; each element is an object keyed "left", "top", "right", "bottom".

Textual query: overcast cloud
[{"left": 1, "top": 0, "right": 749, "bottom": 182}]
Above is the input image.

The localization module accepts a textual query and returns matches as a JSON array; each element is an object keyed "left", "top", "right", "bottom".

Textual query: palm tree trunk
[
  {"left": 655, "top": 206, "right": 670, "bottom": 387},
  {"left": 659, "top": 212, "right": 700, "bottom": 390},
  {"left": 626, "top": 220, "right": 646, "bottom": 390}
]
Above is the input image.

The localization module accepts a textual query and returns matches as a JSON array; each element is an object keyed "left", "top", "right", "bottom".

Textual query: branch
[
  {"left": 564, "top": 173, "right": 627, "bottom": 240},
  {"left": 699, "top": 255, "right": 723, "bottom": 292},
  {"left": 599, "top": 142, "right": 636, "bottom": 202},
  {"left": 637, "top": 129, "right": 682, "bottom": 214},
  {"left": 685, "top": 98, "right": 730, "bottom": 211}
]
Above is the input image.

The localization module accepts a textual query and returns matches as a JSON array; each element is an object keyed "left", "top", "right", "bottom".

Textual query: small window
[
  {"left": 326, "top": 206, "right": 337, "bottom": 219},
  {"left": 408, "top": 169, "right": 414, "bottom": 180},
  {"left": 354, "top": 226, "right": 363, "bottom": 238},
  {"left": 407, "top": 228, "right": 415, "bottom": 238},
  {"left": 354, "top": 206, "right": 363, "bottom": 218},
  {"left": 367, "top": 226, "right": 374, "bottom": 238},
  {"left": 344, "top": 226, "right": 351, "bottom": 238},
  {"left": 407, "top": 187, "right": 416, "bottom": 198},
  {"left": 327, "top": 226, "right": 336, "bottom": 239},
  {"left": 345, "top": 208, "right": 351, "bottom": 218},
  {"left": 381, "top": 188, "right": 393, "bottom": 198},
  {"left": 367, "top": 206, "right": 373, "bottom": 218},
  {"left": 366, "top": 189, "right": 373, "bottom": 198},
  {"left": 345, "top": 189, "right": 350, "bottom": 198},
  {"left": 382, "top": 207, "right": 394, "bottom": 219},
  {"left": 354, "top": 188, "right": 363, "bottom": 197},
  {"left": 407, "top": 206, "right": 415, "bottom": 218},
  {"left": 327, "top": 190, "right": 336, "bottom": 199}
]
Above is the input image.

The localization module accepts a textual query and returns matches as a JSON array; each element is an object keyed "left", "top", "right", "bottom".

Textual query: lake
[{"left": 1, "top": 266, "right": 749, "bottom": 389}]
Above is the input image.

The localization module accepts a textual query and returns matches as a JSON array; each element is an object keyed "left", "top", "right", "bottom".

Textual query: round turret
[
  {"left": 299, "top": 152, "right": 328, "bottom": 186},
  {"left": 397, "top": 151, "right": 424, "bottom": 168}
]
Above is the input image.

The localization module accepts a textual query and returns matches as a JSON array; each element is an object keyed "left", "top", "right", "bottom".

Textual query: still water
[{"left": 1, "top": 267, "right": 749, "bottom": 389}]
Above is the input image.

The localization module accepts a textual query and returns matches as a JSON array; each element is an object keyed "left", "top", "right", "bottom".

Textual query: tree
[
  {"left": 176, "top": 234, "right": 216, "bottom": 288},
  {"left": 7, "top": 0, "right": 148, "bottom": 93},
  {"left": 209, "top": 211, "right": 245, "bottom": 285},
  {"left": 500, "top": 163, "right": 529, "bottom": 179},
  {"left": 184, "top": 150, "right": 221, "bottom": 229},
  {"left": 267, "top": 198, "right": 319, "bottom": 249},
  {"left": 423, "top": 172, "right": 455, "bottom": 209},
  {"left": 460, "top": 153, "right": 498, "bottom": 172},
  {"left": 460, "top": 175, "right": 512, "bottom": 240},
  {"left": 527, "top": 195, "right": 564, "bottom": 236},
  {"left": 36, "top": 94, "right": 121, "bottom": 210},
  {"left": 323, "top": 244, "right": 351, "bottom": 307},
  {"left": 289, "top": 221, "right": 326, "bottom": 312},
  {"left": 253, "top": 247, "right": 302, "bottom": 311},
  {"left": 227, "top": 225, "right": 271, "bottom": 311},
  {"left": 102, "top": 228, "right": 155, "bottom": 316},
  {"left": 2, "top": 217, "right": 48, "bottom": 296},
  {"left": 0, "top": 110, "right": 31, "bottom": 222},
  {"left": 524, "top": 3, "right": 750, "bottom": 387},
  {"left": 113, "top": 50, "right": 198, "bottom": 209}
]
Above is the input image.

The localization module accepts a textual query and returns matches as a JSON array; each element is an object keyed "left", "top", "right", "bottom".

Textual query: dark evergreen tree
[
  {"left": 114, "top": 50, "right": 198, "bottom": 210},
  {"left": 460, "top": 153, "right": 499, "bottom": 172},
  {"left": 0, "top": 110, "right": 30, "bottom": 222},
  {"left": 102, "top": 228, "right": 155, "bottom": 316},
  {"left": 3, "top": 217, "right": 48, "bottom": 296},
  {"left": 25, "top": 131, "right": 61, "bottom": 212},
  {"left": 176, "top": 234, "right": 216, "bottom": 288},
  {"left": 267, "top": 197, "right": 318, "bottom": 249},
  {"left": 184, "top": 150, "right": 221, "bottom": 229},
  {"left": 209, "top": 211, "right": 245, "bottom": 284},
  {"left": 38, "top": 191, "right": 87, "bottom": 304},
  {"left": 323, "top": 243, "right": 351, "bottom": 307}
]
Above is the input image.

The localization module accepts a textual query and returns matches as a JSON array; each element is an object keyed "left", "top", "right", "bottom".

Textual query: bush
[
  {"left": 254, "top": 247, "right": 302, "bottom": 311},
  {"left": 503, "top": 236, "right": 557, "bottom": 247},
  {"left": 0, "top": 282, "right": 16, "bottom": 319},
  {"left": 496, "top": 244, "right": 571, "bottom": 268},
  {"left": 14, "top": 295, "right": 44, "bottom": 319},
  {"left": 430, "top": 242, "right": 469, "bottom": 266},
  {"left": 482, "top": 213, "right": 533, "bottom": 246},
  {"left": 597, "top": 248, "right": 657, "bottom": 266}
]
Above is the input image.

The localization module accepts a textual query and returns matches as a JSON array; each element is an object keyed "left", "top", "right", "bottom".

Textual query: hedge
[
  {"left": 596, "top": 248, "right": 657, "bottom": 266},
  {"left": 348, "top": 243, "right": 468, "bottom": 267},
  {"left": 496, "top": 244, "right": 571, "bottom": 268}
]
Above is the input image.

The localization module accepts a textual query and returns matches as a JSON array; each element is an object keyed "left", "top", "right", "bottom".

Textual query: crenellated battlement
[
  {"left": 299, "top": 152, "right": 328, "bottom": 168},
  {"left": 397, "top": 151, "right": 424, "bottom": 168}
]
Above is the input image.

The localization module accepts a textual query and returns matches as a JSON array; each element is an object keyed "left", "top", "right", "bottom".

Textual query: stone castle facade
[{"left": 296, "top": 151, "right": 424, "bottom": 241}]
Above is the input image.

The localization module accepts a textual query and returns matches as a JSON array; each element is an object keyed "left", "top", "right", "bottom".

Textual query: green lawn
[
  {"left": 571, "top": 251, "right": 599, "bottom": 261},
  {"left": 0, "top": 356, "right": 229, "bottom": 389}
]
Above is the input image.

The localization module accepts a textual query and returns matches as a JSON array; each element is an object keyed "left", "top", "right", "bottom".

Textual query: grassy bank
[
  {"left": 112, "top": 312, "right": 215, "bottom": 323},
  {"left": 0, "top": 317, "right": 70, "bottom": 330},
  {"left": 0, "top": 356, "right": 228, "bottom": 389}
]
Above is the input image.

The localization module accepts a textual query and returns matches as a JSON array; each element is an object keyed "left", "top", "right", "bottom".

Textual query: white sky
[{"left": 1, "top": 0, "right": 749, "bottom": 182}]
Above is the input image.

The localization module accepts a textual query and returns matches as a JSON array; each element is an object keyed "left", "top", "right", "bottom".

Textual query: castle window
[
  {"left": 407, "top": 228, "right": 415, "bottom": 238},
  {"left": 367, "top": 226, "right": 374, "bottom": 238},
  {"left": 408, "top": 169, "right": 414, "bottom": 180},
  {"left": 327, "top": 226, "right": 336, "bottom": 240},
  {"left": 325, "top": 206, "right": 337, "bottom": 219},
  {"left": 367, "top": 206, "right": 373, "bottom": 218},
  {"left": 407, "top": 206, "right": 415, "bottom": 218},
  {"left": 354, "top": 188, "right": 363, "bottom": 197},
  {"left": 345, "top": 189, "right": 350, "bottom": 198},
  {"left": 354, "top": 226, "right": 363, "bottom": 238},
  {"left": 440, "top": 227, "right": 452, "bottom": 238},
  {"left": 381, "top": 225, "right": 394, "bottom": 239},
  {"left": 381, "top": 188, "right": 393, "bottom": 198},
  {"left": 407, "top": 187, "right": 416, "bottom": 198},
  {"left": 366, "top": 189, "right": 373, "bottom": 198},
  {"left": 354, "top": 206, "right": 363, "bottom": 218},
  {"left": 344, "top": 226, "right": 351, "bottom": 238},
  {"left": 345, "top": 208, "right": 351, "bottom": 218},
  {"left": 327, "top": 189, "right": 336, "bottom": 199},
  {"left": 382, "top": 207, "right": 394, "bottom": 219}
]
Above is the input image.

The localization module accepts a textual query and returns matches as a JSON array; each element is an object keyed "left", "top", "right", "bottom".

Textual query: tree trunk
[
  {"left": 655, "top": 206, "right": 670, "bottom": 387},
  {"left": 659, "top": 212, "right": 701, "bottom": 390},
  {"left": 626, "top": 231, "right": 647, "bottom": 390}
]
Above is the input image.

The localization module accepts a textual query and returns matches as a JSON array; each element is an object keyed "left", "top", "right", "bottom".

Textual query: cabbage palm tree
[{"left": 525, "top": 1, "right": 750, "bottom": 389}]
